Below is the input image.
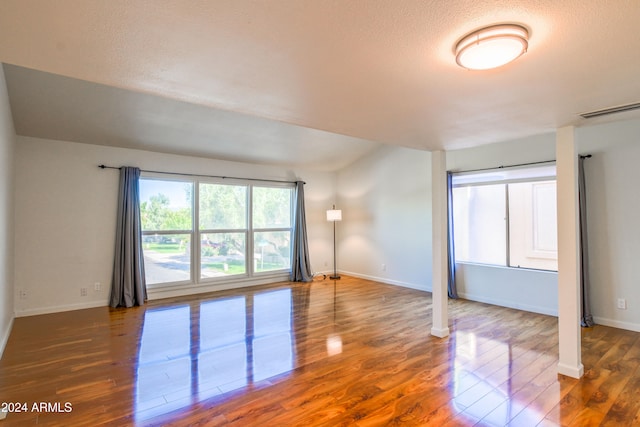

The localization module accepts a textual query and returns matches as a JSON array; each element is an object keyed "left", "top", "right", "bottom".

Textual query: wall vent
[{"left": 580, "top": 102, "right": 640, "bottom": 119}]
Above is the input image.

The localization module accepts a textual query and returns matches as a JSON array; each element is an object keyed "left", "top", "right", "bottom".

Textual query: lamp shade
[
  {"left": 326, "top": 209, "right": 342, "bottom": 222},
  {"left": 455, "top": 24, "right": 528, "bottom": 70}
]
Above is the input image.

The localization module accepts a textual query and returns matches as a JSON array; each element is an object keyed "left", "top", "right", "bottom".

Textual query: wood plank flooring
[{"left": 1, "top": 276, "right": 639, "bottom": 426}]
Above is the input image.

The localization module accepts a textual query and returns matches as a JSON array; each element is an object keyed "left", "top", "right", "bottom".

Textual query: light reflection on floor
[
  {"left": 452, "top": 331, "right": 547, "bottom": 425},
  {"left": 135, "top": 288, "right": 294, "bottom": 421}
]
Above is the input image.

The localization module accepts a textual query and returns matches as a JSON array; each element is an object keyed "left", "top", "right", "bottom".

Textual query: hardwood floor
[{"left": 1, "top": 276, "right": 639, "bottom": 426}]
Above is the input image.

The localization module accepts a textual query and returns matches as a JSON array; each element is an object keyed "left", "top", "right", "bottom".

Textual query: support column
[
  {"left": 431, "top": 150, "right": 449, "bottom": 338},
  {"left": 556, "top": 126, "right": 584, "bottom": 378}
]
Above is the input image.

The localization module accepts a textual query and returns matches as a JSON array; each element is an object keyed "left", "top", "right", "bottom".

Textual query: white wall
[
  {"left": 336, "top": 145, "right": 432, "bottom": 291},
  {"left": 455, "top": 264, "right": 558, "bottom": 315},
  {"left": 447, "top": 132, "right": 557, "bottom": 171},
  {"left": 0, "top": 67, "right": 16, "bottom": 357},
  {"left": 577, "top": 119, "right": 640, "bottom": 331},
  {"left": 14, "top": 136, "right": 335, "bottom": 316}
]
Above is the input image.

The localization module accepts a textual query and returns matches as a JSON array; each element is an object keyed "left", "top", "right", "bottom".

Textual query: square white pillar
[
  {"left": 431, "top": 150, "right": 449, "bottom": 338},
  {"left": 556, "top": 126, "right": 584, "bottom": 378}
]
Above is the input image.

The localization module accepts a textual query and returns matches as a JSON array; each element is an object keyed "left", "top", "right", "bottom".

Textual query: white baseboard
[
  {"left": 15, "top": 300, "right": 107, "bottom": 317},
  {"left": 431, "top": 327, "right": 450, "bottom": 338},
  {"left": 558, "top": 362, "right": 584, "bottom": 379},
  {"left": 456, "top": 291, "right": 558, "bottom": 317},
  {"left": 592, "top": 316, "right": 640, "bottom": 332},
  {"left": 339, "top": 270, "right": 430, "bottom": 292},
  {"left": 0, "top": 315, "right": 14, "bottom": 359}
]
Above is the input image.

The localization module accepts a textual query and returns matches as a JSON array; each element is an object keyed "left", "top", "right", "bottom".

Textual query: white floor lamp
[{"left": 326, "top": 205, "right": 342, "bottom": 280}]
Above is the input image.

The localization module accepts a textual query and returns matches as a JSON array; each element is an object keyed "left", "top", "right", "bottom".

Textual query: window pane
[
  {"left": 508, "top": 181, "right": 558, "bottom": 270},
  {"left": 254, "top": 231, "right": 291, "bottom": 272},
  {"left": 253, "top": 187, "right": 292, "bottom": 229},
  {"left": 453, "top": 184, "right": 506, "bottom": 265},
  {"left": 142, "top": 234, "right": 191, "bottom": 284},
  {"left": 140, "top": 179, "right": 193, "bottom": 231},
  {"left": 199, "top": 183, "right": 247, "bottom": 230},
  {"left": 200, "top": 232, "right": 246, "bottom": 278}
]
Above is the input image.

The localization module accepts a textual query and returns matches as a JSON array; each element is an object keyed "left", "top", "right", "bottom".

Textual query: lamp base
[{"left": 330, "top": 275, "right": 341, "bottom": 280}]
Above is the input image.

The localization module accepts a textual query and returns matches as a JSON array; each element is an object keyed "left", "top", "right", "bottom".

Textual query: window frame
[
  {"left": 251, "top": 184, "right": 295, "bottom": 275},
  {"left": 139, "top": 175, "right": 196, "bottom": 286},
  {"left": 139, "top": 173, "right": 295, "bottom": 289},
  {"left": 197, "top": 180, "right": 250, "bottom": 280},
  {"left": 451, "top": 165, "right": 558, "bottom": 272}
]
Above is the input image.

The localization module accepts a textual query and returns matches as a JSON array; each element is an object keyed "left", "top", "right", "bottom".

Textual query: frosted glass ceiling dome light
[{"left": 455, "top": 24, "right": 529, "bottom": 70}]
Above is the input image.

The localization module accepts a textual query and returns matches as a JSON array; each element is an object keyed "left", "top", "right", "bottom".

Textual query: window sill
[
  {"left": 455, "top": 261, "right": 558, "bottom": 274},
  {"left": 147, "top": 272, "right": 291, "bottom": 300}
]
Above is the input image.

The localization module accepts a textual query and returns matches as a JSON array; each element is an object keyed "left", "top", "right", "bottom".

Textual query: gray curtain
[
  {"left": 447, "top": 172, "right": 458, "bottom": 299},
  {"left": 290, "top": 181, "right": 313, "bottom": 282},
  {"left": 579, "top": 156, "right": 594, "bottom": 327},
  {"left": 110, "top": 167, "right": 147, "bottom": 308}
]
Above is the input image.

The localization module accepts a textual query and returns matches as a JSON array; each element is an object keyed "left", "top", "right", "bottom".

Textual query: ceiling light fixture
[{"left": 455, "top": 24, "right": 529, "bottom": 70}]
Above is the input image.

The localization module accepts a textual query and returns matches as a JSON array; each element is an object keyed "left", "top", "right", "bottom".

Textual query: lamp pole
[
  {"left": 331, "top": 218, "right": 340, "bottom": 279},
  {"left": 328, "top": 204, "right": 341, "bottom": 280}
]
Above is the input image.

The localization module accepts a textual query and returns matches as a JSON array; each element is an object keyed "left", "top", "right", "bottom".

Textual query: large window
[
  {"left": 452, "top": 165, "right": 558, "bottom": 271},
  {"left": 140, "top": 176, "right": 293, "bottom": 287}
]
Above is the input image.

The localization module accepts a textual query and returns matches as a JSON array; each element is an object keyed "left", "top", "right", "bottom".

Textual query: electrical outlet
[
  {"left": 80, "top": 288, "right": 87, "bottom": 297},
  {"left": 382, "top": 263, "right": 387, "bottom": 271},
  {"left": 94, "top": 282, "right": 101, "bottom": 291},
  {"left": 617, "top": 298, "right": 627, "bottom": 310}
]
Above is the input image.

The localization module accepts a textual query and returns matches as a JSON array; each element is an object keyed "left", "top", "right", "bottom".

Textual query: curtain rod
[
  {"left": 449, "top": 155, "right": 591, "bottom": 174},
  {"left": 98, "top": 165, "right": 305, "bottom": 185}
]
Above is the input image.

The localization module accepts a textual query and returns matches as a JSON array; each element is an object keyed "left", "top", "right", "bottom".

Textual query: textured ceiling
[
  {"left": 3, "top": 64, "right": 380, "bottom": 171},
  {"left": 1, "top": 0, "right": 640, "bottom": 168}
]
